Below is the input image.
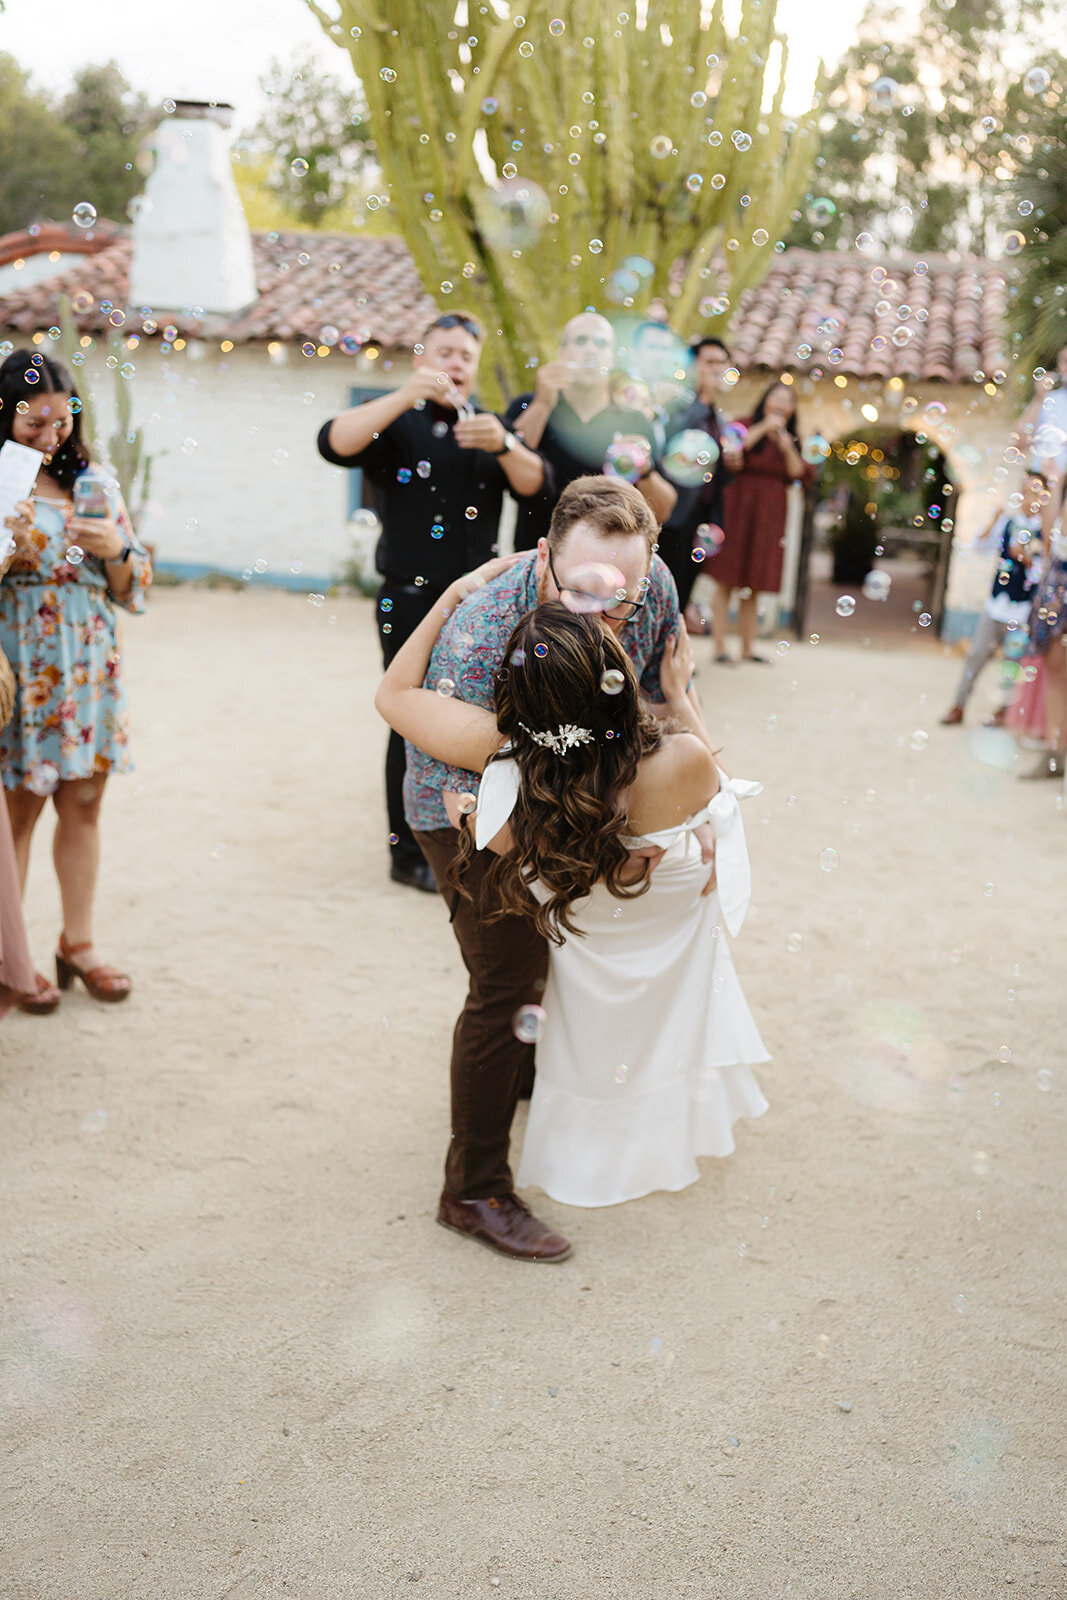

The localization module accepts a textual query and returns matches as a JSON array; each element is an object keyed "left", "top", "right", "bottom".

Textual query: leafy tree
[
  {"left": 788, "top": 0, "right": 1067, "bottom": 255},
  {"left": 61, "top": 61, "right": 154, "bottom": 225},
  {"left": 0, "top": 53, "right": 80, "bottom": 228},
  {"left": 0, "top": 54, "right": 152, "bottom": 229},
  {"left": 306, "top": 0, "right": 819, "bottom": 401},
  {"left": 1007, "top": 79, "right": 1067, "bottom": 375},
  {"left": 247, "top": 52, "right": 371, "bottom": 228}
]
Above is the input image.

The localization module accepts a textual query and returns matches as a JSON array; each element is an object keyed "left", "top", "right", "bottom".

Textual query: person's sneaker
[
  {"left": 390, "top": 859, "right": 438, "bottom": 893},
  {"left": 1018, "top": 751, "right": 1064, "bottom": 780},
  {"left": 939, "top": 706, "right": 964, "bottom": 726},
  {"left": 437, "top": 1191, "right": 572, "bottom": 1262}
]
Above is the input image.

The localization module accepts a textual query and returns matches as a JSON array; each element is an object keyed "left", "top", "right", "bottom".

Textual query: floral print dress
[{"left": 0, "top": 484, "right": 151, "bottom": 791}]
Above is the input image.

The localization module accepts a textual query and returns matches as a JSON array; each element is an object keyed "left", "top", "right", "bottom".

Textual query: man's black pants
[{"left": 376, "top": 580, "right": 442, "bottom": 871}]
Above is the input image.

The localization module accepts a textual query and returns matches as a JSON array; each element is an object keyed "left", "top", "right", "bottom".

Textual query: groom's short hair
[{"left": 547, "top": 476, "right": 658, "bottom": 555}]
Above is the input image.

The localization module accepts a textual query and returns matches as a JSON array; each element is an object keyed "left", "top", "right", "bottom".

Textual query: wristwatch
[{"left": 491, "top": 430, "right": 518, "bottom": 456}]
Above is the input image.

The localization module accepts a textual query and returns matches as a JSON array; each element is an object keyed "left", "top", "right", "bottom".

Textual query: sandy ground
[{"left": 2, "top": 586, "right": 1065, "bottom": 1600}]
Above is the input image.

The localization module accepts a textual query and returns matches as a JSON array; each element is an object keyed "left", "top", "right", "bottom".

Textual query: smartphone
[{"left": 72, "top": 472, "right": 110, "bottom": 518}]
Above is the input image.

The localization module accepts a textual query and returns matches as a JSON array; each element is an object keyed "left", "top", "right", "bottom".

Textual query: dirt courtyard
[{"left": 2, "top": 586, "right": 1064, "bottom": 1599}]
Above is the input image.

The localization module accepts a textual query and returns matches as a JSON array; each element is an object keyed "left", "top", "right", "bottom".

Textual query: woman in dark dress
[{"left": 708, "top": 381, "right": 812, "bottom": 663}]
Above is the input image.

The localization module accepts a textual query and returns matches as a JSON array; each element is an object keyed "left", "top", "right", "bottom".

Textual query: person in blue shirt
[{"left": 940, "top": 471, "right": 1047, "bottom": 726}]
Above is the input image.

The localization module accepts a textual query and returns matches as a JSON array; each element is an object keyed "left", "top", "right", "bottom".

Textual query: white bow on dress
[{"left": 473, "top": 756, "right": 761, "bottom": 936}]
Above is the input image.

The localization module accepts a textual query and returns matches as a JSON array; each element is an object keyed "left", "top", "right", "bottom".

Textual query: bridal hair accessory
[{"left": 520, "top": 722, "right": 594, "bottom": 756}]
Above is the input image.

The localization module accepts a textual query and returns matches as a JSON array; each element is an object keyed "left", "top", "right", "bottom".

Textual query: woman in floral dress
[{"left": 0, "top": 350, "right": 152, "bottom": 1014}]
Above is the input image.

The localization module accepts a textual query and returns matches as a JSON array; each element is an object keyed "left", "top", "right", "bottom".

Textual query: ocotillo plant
[
  {"left": 307, "top": 0, "right": 819, "bottom": 399},
  {"left": 55, "top": 295, "right": 97, "bottom": 452},
  {"left": 107, "top": 333, "right": 150, "bottom": 514}
]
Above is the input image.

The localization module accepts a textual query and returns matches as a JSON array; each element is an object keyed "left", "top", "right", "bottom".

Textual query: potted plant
[{"left": 831, "top": 497, "right": 880, "bottom": 584}]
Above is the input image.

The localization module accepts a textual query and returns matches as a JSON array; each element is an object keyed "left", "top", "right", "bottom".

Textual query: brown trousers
[{"left": 414, "top": 827, "right": 548, "bottom": 1200}]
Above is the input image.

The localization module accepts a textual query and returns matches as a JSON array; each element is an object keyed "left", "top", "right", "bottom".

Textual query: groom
[{"left": 407, "top": 477, "right": 715, "bottom": 1262}]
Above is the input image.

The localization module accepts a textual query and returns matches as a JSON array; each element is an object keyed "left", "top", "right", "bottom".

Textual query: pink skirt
[
  {"left": 1006, "top": 656, "right": 1046, "bottom": 742},
  {"left": 0, "top": 794, "right": 35, "bottom": 1012}
]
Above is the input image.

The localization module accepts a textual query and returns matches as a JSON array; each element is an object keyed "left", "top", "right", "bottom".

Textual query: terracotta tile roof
[
  {"left": 0, "top": 227, "right": 1009, "bottom": 385},
  {"left": 727, "top": 249, "right": 1010, "bottom": 385}
]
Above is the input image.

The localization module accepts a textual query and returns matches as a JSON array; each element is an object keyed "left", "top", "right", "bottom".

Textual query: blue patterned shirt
[{"left": 403, "top": 550, "right": 681, "bottom": 832}]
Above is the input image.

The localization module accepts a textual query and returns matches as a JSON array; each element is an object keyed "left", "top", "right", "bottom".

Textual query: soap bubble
[
  {"left": 477, "top": 177, "right": 551, "bottom": 251},
  {"left": 464, "top": 505, "right": 478, "bottom": 520},
  {"left": 807, "top": 197, "right": 837, "bottom": 226},
  {"left": 436, "top": 678, "right": 456, "bottom": 697},
  {"left": 918, "top": 612, "right": 932, "bottom": 627},
  {"left": 181, "top": 438, "right": 197, "bottom": 454},
  {"left": 518, "top": 39, "right": 534, "bottom": 56},
  {"left": 663, "top": 429, "right": 720, "bottom": 486},
  {"left": 835, "top": 595, "right": 856, "bottom": 617},
  {"left": 801, "top": 434, "right": 831, "bottom": 464},
  {"left": 862, "top": 570, "right": 892, "bottom": 602},
  {"left": 1024, "top": 66, "right": 1050, "bottom": 95},
  {"left": 731, "top": 131, "right": 752, "bottom": 151},
  {"left": 72, "top": 201, "right": 97, "bottom": 229},
  {"left": 1003, "top": 231, "right": 1026, "bottom": 256},
  {"left": 600, "top": 668, "right": 627, "bottom": 695},
  {"left": 65, "top": 545, "right": 84, "bottom": 566},
  {"left": 909, "top": 729, "right": 929, "bottom": 751},
  {"left": 290, "top": 157, "right": 309, "bottom": 176},
  {"left": 558, "top": 561, "right": 628, "bottom": 615},
  {"left": 775, "top": 640, "right": 790, "bottom": 656},
  {"left": 71, "top": 289, "right": 94, "bottom": 314},
  {"left": 1036, "top": 1068, "right": 1053, "bottom": 1091},
  {"left": 603, "top": 436, "right": 652, "bottom": 482},
  {"left": 319, "top": 325, "right": 339, "bottom": 346},
  {"left": 649, "top": 135, "right": 674, "bottom": 159},
  {"left": 119, "top": 362, "right": 135, "bottom": 378},
  {"left": 693, "top": 523, "right": 725, "bottom": 560},
  {"left": 817, "top": 847, "right": 839, "bottom": 872},
  {"left": 614, "top": 1064, "right": 630, "bottom": 1085},
  {"left": 786, "top": 932, "right": 803, "bottom": 953},
  {"left": 549, "top": 17, "right": 565, "bottom": 34},
  {"left": 26, "top": 761, "right": 60, "bottom": 797},
  {"left": 869, "top": 76, "right": 898, "bottom": 111},
  {"left": 379, "top": 66, "right": 397, "bottom": 82}
]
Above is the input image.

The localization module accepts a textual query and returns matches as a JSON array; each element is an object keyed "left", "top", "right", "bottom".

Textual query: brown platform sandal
[
  {"left": 56, "top": 934, "right": 132, "bottom": 1003},
  {"left": 18, "top": 972, "right": 62, "bottom": 1015}
]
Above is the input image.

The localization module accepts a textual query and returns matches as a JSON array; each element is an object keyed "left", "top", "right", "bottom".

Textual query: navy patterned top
[{"left": 403, "top": 550, "right": 681, "bottom": 832}]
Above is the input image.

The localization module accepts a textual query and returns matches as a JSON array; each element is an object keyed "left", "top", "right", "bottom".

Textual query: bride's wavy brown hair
[{"left": 452, "top": 602, "right": 669, "bottom": 944}]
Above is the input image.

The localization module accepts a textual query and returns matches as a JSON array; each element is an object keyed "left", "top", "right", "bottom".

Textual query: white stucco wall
[{"left": 79, "top": 342, "right": 412, "bottom": 587}]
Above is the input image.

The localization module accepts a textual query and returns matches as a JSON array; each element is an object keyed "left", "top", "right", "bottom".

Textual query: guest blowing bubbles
[{"left": 0, "top": 350, "right": 152, "bottom": 1014}]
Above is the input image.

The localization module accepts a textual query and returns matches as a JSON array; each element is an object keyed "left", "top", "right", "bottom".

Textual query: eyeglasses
[
  {"left": 429, "top": 313, "right": 483, "bottom": 340},
  {"left": 547, "top": 548, "right": 648, "bottom": 622},
  {"left": 567, "top": 333, "right": 613, "bottom": 350}
]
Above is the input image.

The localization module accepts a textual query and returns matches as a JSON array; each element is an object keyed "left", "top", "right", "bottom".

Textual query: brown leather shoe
[
  {"left": 940, "top": 706, "right": 964, "bottom": 725},
  {"left": 56, "top": 934, "right": 132, "bottom": 1003},
  {"left": 18, "top": 972, "right": 62, "bottom": 1016},
  {"left": 437, "top": 1191, "right": 573, "bottom": 1262}
]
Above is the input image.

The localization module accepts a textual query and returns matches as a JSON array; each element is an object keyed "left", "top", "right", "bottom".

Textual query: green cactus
[{"left": 306, "top": 0, "right": 819, "bottom": 402}]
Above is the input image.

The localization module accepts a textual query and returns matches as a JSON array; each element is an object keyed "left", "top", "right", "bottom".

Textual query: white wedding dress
[{"left": 475, "top": 761, "right": 770, "bottom": 1208}]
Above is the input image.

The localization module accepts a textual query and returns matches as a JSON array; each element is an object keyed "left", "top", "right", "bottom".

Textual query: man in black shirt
[
  {"left": 505, "top": 312, "right": 676, "bottom": 551},
  {"left": 317, "top": 311, "right": 544, "bottom": 891},
  {"left": 659, "top": 336, "right": 736, "bottom": 615}
]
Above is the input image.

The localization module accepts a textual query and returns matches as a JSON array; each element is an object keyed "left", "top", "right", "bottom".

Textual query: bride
[{"left": 375, "top": 558, "right": 768, "bottom": 1208}]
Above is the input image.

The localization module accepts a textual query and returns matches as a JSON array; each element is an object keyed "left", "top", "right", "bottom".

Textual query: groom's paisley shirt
[{"left": 403, "top": 550, "right": 681, "bottom": 833}]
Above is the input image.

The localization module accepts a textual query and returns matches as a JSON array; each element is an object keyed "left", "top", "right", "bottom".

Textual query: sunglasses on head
[{"left": 430, "top": 314, "right": 483, "bottom": 340}]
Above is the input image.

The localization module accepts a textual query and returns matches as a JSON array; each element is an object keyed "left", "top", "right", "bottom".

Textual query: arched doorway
[{"left": 793, "top": 427, "right": 959, "bottom": 642}]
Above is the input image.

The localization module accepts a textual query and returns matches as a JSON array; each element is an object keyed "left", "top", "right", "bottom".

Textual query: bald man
[{"left": 505, "top": 313, "right": 677, "bottom": 550}]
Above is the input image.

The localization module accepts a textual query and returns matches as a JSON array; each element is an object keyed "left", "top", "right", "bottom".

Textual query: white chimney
[{"left": 129, "top": 100, "right": 257, "bottom": 315}]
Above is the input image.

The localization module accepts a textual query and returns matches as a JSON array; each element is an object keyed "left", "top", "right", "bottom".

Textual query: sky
[{"left": 1, "top": 0, "right": 871, "bottom": 128}]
